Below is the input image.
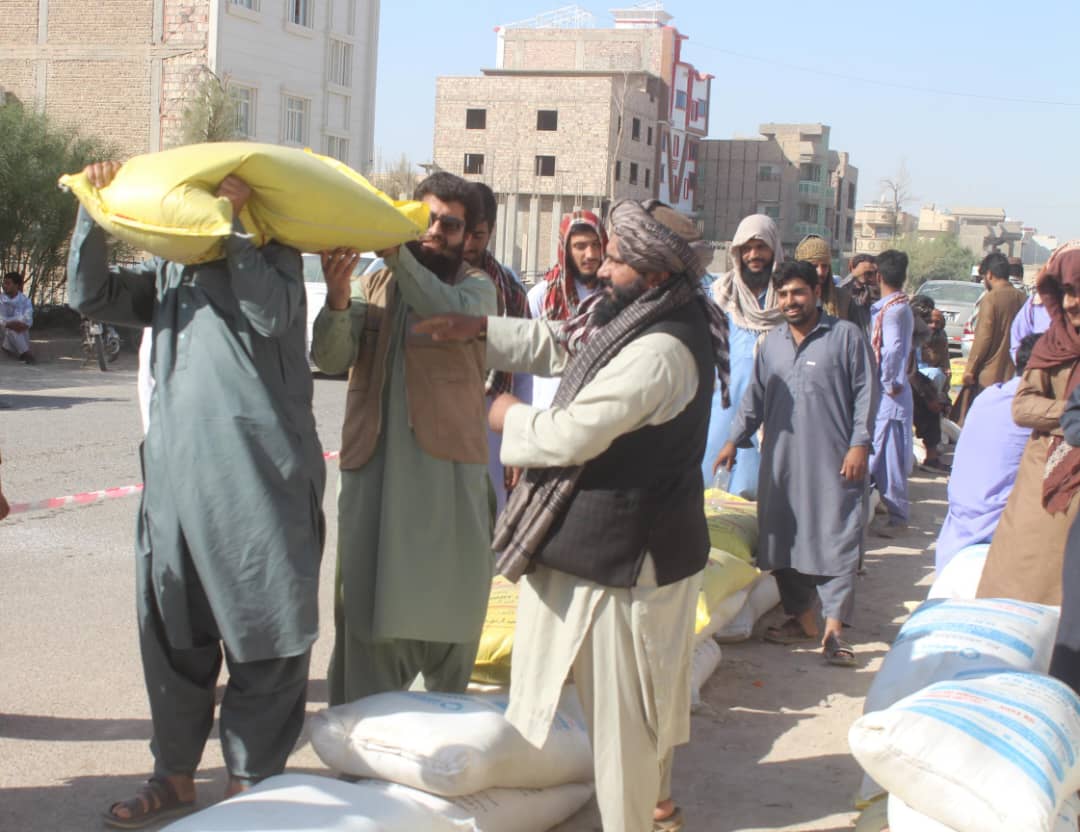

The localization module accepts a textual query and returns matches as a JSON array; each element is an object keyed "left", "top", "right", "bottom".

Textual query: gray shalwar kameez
[
  {"left": 67, "top": 208, "right": 326, "bottom": 782},
  {"left": 728, "top": 314, "right": 875, "bottom": 623}
]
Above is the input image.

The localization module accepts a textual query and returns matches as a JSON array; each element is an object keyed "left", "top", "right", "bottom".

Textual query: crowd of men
[{"left": 3, "top": 155, "right": 1070, "bottom": 831}]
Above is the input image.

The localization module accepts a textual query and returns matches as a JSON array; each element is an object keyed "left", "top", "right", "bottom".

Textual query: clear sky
[{"left": 372, "top": 0, "right": 1080, "bottom": 241}]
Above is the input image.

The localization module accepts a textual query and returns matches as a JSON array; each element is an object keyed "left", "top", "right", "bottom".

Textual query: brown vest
[{"left": 339, "top": 266, "right": 488, "bottom": 469}]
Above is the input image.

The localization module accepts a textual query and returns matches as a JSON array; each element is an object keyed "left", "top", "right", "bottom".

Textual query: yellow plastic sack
[
  {"left": 59, "top": 142, "right": 428, "bottom": 264},
  {"left": 950, "top": 362, "right": 966, "bottom": 390},
  {"left": 695, "top": 548, "right": 760, "bottom": 634},
  {"left": 472, "top": 576, "right": 519, "bottom": 686},
  {"left": 704, "top": 489, "right": 758, "bottom": 563}
]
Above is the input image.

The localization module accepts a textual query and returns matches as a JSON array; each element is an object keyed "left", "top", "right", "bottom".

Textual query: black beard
[
  {"left": 591, "top": 278, "right": 649, "bottom": 326},
  {"left": 408, "top": 240, "right": 464, "bottom": 283},
  {"left": 740, "top": 261, "right": 773, "bottom": 292}
]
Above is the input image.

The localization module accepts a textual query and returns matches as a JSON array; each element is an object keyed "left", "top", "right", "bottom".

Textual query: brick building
[
  {"left": 695, "top": 123, "right": 858, "bottom": 258},
  {"left": 0, "top": 0, "right": 380, "bottom": 171},
  {"left": 433, "top": 4, "right": 712, "bottom": 280}
]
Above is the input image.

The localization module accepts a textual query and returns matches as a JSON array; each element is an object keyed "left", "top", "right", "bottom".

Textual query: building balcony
[
  {"left": 794, "top": 222, "right": 830, "bottom": 239},
  {"left": 797, "top": 180, "right": 824, "bottom": 197}
]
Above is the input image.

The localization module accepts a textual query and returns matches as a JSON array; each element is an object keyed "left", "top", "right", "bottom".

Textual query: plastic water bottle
[{"left": 712, "top": 467, "right": 731, "bottom": 494}]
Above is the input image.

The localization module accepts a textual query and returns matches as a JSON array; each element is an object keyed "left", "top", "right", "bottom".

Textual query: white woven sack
[
  {"left": 927, "top": 545, "right": 990, "bottom": 601},
  {"left": 310, "top": 688, "right": 592, "bottom": 796},
  {"left": 163, "top": 774, "right": 594, "bottom": 832},
  {"left": 888, "top": 791, "right": 1080, "bottom": 832},
  {"left": 713, "top": 574, "right": 780, "bottom": 643},
  {"left": 851, "top": 673, "right": 1080, "bottom": 832},
  {"left": 856, "top": 598, "right": 1059, "bottom": 804}
]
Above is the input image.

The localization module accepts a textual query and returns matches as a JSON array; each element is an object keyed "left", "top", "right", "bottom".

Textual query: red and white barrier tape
[{"left": 7, "top": 450, "right": 341, "bottom": 517}]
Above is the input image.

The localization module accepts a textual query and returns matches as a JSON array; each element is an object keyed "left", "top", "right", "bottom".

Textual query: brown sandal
[
  {"left": 764, "top": 617, "right": 817, "bottom": 645},
  {"left": 102, "top": 777, "right": 196, "bottom": 829}
]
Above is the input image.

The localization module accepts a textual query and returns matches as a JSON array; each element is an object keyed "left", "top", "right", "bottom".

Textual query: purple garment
[
  {"left": 869, "top": 296, "right": 914, "bottom": 522},
  {"left": 1009, "top": 295, "right": 1051, "bottom": 362},
  {"left": 934, "top": 377, "right": 1029, "bottom": 570}
]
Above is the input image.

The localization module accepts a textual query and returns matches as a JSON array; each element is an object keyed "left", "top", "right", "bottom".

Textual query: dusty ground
[{"left": 0, "top": 338, "right": 943, "bottom": 831}]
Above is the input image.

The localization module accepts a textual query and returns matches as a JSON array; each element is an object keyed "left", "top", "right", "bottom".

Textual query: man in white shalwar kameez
[{"left": 417, "top": 199, "right": 731, "bottom": 832}]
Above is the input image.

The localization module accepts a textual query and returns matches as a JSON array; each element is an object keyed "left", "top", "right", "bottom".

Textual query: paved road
[
  {"left": 1, "top": 352, "right": 347, "bottom": 831},
  {"left": 0, "top": 350, "right": 944, "bottom": 831}
]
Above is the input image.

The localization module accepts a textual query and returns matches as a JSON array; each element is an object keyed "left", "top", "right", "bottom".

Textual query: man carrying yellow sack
[
  {"left": 68, "top": 162, "right": 326, "bottom": 829},
  {"left": 417, "top": 199, "right": 732, "bottom": 832},
  {"left": 312, "top": 172, "right": 498, "bottom": 704}
]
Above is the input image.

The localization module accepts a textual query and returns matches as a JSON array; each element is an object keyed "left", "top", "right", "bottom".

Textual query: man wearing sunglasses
[{"left": 312, "top": 171, "right": 499, "bottom": 705}]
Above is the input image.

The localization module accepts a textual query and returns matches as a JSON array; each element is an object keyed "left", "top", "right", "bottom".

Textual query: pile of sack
[
  {"left": 470, "top": 489, "right": 779, "bottom": 708},
  {"left": 164, "top": 688, "right": 594, "bottom": 831},
  {"left": 848, "top": 543, "right": 1077, "bottom": 831}
]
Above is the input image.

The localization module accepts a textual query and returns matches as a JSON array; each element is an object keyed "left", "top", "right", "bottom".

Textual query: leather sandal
[{"left": 102, "top": 777, "right": 196, "bottom": 829}]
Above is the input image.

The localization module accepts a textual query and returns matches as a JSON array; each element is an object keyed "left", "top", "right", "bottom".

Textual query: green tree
[
  {"left": 891, "top": 233, "right": 978, "bottom": 292},
  {"left": 0, "top": 100, "right": 116, "bottom": 303},
  {"left": 178, "top": 70, "right": 242, "bottom": 146}
]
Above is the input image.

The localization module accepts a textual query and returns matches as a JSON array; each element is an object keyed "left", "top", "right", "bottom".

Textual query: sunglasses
[{"left": 428, "top": 212, "right": 465, "bottom": 233}]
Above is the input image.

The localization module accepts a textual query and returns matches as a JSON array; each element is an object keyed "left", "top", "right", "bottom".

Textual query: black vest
[{"left": 535, "top": 298, "right": 714, "bottom": 587}]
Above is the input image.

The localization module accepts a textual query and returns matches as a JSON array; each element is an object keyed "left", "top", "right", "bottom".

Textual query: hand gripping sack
[
  {"left": 59, "top": 142, "right": 428, "bottom": 264},
  {"left": 162, "top": 773, "right": 594, "bottom": 832},
  {"left": 850, "top": 673, "right": 1080, "bottom": 832},
  {"left": 309, "top": 689, "right": 593, "bottom": 796}
]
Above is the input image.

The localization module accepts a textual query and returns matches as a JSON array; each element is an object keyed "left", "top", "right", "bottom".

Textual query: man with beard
[
  {"left": 839, "top": 253, "right": 880, "bottom": 335},
  {"left": 463, "top": 182, "right": 532, "bottom": 513},
  {"left": 417, "top": 199, "right": 731, "bottom": 832},
  {"left": 0, "top": 271, "right": 35, "bottom": 363},
  {"left": 526, "top": 210, "right": 607, "bottom": 409},
  {"left": 715, "top": 260, "right": 874, "bottom": 666},
  {"left": 704, "top": 214, "right": 784, "bottom": 497},
  {"left": 794, "top": 235, "right": 853, "bottom": 321},
  {"left": 312, "top": 171, "right": 498, "bottom": 703}
]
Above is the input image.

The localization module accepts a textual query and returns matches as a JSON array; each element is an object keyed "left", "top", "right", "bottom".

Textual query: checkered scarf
[
  {"left": 480, "top": 251, "right": 529, "bottom": 396},
  {"left": 536, "top": 210, "right": 609, "bottom": 321}
]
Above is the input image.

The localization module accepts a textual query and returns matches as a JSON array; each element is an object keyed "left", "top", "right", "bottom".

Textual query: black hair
[
  {"left": 850, "top": 253, "right": 876, "bottom": 270},
  {"left": 3, "top": 271, "right": 24, "bottom": 288},
  {"left": 980, "top": 251, "right": 1010, "bottom": 280},
  {"left": 772, "top": 259, "right": 819, "bottom": 291},
  {"left": 1008, "top": 258, "right": 1024, "bottom": 279},
  {"left": 414, "top": 172, "right": 484, "bottom": 232},
  {"left": 471, "top": 182, "right": 497, "bottom": 229},
  {"left": 910, "top": 295, "right": 935, "bottom": 319},
  {"left": 877, "top": 250, "right": 908, "bottom": 289},
  {"left": 1016, "top": 333, "right": 1041, "bottom": 375}
]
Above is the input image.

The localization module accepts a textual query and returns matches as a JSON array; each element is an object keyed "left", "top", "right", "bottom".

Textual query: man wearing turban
[{"left": 417, "top": 200, "right": 730, "bottom": 832}]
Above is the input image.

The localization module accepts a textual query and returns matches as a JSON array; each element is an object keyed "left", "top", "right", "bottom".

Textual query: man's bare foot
[{"left": 224, "top": 777, "right": 253, "bottom": 799}]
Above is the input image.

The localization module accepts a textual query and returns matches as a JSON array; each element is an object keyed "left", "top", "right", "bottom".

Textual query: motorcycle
[{"left": 81, "top": 317, "right": 121, "bottom": 371}]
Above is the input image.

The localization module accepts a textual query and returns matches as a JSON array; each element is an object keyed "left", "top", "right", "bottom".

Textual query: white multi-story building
[{"left": 0, "top": 0, "right": 380, "bottom": 171}]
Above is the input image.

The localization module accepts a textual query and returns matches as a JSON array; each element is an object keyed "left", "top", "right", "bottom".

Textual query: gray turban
[{"left": 608, "top": 199, "right": 712, "bottom": 280}]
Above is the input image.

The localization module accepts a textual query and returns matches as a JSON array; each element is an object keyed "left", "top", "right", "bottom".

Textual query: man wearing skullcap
[
  {"left": 794, "top": 234, "right": 854, "bottom": 322},
  {"left": 417, "top": 200, "right": 731, "bottom": 832}
]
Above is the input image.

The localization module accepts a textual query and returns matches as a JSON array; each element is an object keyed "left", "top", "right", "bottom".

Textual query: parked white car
[{"left": 301, "top": 252, "right": 382, "bottom": 364}]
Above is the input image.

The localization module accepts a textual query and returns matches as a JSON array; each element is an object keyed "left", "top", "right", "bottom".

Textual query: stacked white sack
[
  {"left": 309, "top": 688, "right": 593, "bottom": 795},
  {"left": 851, "top": 673, "right": 1080, "bottom": 832},
  {"left": 854, "top": 597, "right": 1059, "bottom": 806},
  {"left": 162, "top": 773, "right": 594, "bottom": 832}
]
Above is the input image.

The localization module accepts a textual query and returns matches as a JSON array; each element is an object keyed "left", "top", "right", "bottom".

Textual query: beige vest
[{"left": 340, "top": 265, "right": 488, "bottom": 470}]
